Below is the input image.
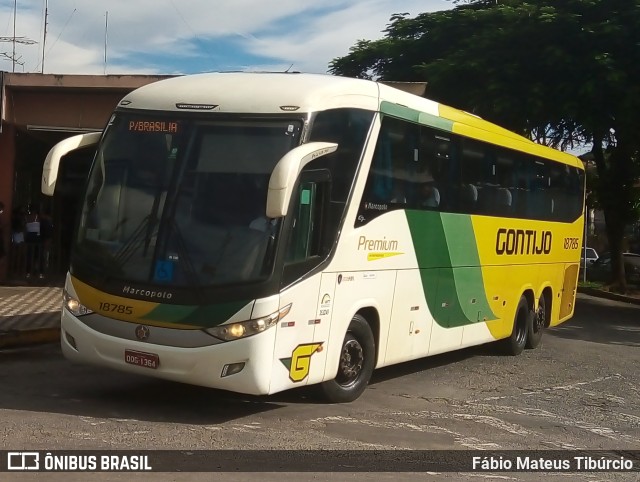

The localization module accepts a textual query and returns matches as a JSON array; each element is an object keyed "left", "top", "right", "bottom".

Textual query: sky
[{"left": 0, "top": 0, "right": 453, "bottom": 75}]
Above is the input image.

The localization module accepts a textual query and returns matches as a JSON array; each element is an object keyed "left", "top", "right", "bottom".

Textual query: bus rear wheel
[
  {"left": 501, "top": 296, "right": 530, "bottom": 356},
  {"left": 319, "top": 314, "right": 375, "bottom": 403},
  {"left": 526, "top": 294, "right": 546, "bottom": 349}
]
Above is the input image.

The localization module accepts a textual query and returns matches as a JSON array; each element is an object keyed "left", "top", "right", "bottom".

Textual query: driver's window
[
  {"left": 285, "top": 182, "right": 317, "bottom": 264},
  {"left": 282, "top": 170, "right": 330, "bottom": 285}
]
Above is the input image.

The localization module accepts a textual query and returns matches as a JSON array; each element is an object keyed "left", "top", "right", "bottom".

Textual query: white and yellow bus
[{"left": 43, "top": 73, "right": 585, "bottom": 402}]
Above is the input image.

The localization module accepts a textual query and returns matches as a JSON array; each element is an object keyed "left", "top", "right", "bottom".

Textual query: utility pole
[
  {"left": 12, "top": 0, "right": 16, "bottom": 71},
  {"left": 104, "top": 11, "right": 108, "bottom": 75},
  {"left": 42, "top": 0, "right": 49, "bottom": 73}
]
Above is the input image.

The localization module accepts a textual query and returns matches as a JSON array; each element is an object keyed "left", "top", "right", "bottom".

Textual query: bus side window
[
  {"left": 286, "top": 182, "right": 318, "bottom": 262},
  {"left": 282, "top": 170, "right": 331, "bottom": 285},
  {"left": 415, "top": 127, "right": 448, "bottom": 211},
  {"left": 493, "top": 152, "right": 515, "bottom": 216},
  {"left": 369, "top": 133, "right": 393, "bottom": 203},
  {"left": 532, "top": 160, "right": 551, "bottom": 219},
  {"left": 460, "top": 138, "right": 490, "bottom": 214},
  {"left": 568, "top": 167, "right": 585, "bottom": 221},
  {"left": 356, "top": 116, "right": 420, "bottom": 226},
  {"left": 549, "top": 163, "right": 576, "bottom": 221}
]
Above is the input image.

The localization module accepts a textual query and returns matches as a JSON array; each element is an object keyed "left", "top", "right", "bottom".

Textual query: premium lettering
[
  {"left": 357, "top": 236, "right": 398, "bottom": 251},
  {"left": 495, "top": 228, "right": 552, "bottom": 255}
]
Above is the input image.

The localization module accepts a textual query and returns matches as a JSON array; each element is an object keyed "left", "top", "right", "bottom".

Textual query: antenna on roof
[
  {"left": 104, "top": 11, "right": 108, "bottom": 75},
  {"left": 0, "top": 0, "right": 37, "bottom": 72},
  {"left": 41, "top": 0, "right": 48, "bottom": 73}
]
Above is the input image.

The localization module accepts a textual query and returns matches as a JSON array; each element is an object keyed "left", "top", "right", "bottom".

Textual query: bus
[{"left": 42, "top": 73, "right": 585, "bottom": 403}]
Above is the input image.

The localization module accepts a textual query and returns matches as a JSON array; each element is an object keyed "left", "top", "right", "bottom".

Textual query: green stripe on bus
[
  {"left": 426, "top": 267, "right": 472, "bottom": 328},
  {"left": 380, "top": 101, "right": 454, "bottom": 131},
  {"left": 418, "top": 112, "right": 454, "bottom": 132},
  {"left": 141, "top": 299, "right": 250, "bottom": 328},
  {"left": 405, "top": 210, "right": 496, "bottom": 328},
  {"left": 441, "top": 214, "right": 496, "bottom": 323}
]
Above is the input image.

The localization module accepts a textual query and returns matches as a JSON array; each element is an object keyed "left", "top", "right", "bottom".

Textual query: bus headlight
[
  {"left": 206, "top": 304, "right": 291, "bottom": 342},
  {"left": 63, "top": 290, "right": 94, "bottom": 316}
]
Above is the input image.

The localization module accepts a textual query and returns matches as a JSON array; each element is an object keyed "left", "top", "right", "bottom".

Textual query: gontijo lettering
[{"left": 496, "top": 228, "right": 552, "bottom": 255}]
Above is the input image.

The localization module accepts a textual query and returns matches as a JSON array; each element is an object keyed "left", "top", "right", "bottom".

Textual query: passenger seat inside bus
[{"left": 460, "top": 183, "right": 478, "bottom": 212}]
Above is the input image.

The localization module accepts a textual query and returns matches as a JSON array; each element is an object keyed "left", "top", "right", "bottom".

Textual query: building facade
[{"left": 0, "top": 72, "right": 173, "bottom": 283}]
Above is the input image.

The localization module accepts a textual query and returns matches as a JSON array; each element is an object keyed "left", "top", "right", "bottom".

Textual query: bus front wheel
[
  {"left": 319, "top": 314, "right": 375, "bottom": 403},
  {"left": 501, "top": 296, "right": 530, "bottom": 356}
]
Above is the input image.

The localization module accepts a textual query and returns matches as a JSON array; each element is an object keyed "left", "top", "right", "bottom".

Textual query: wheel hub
[
  {"left": 535, "top": 306, "right": 545, "bottom": 331},
  {"left": 338, "top": 339, "right": 363, "bottom": 383}
]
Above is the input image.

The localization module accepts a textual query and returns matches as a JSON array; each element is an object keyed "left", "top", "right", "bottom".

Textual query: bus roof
[
  {"left": 119, "top": 72, "right": 381, "bottom": 114},
  {"left": 119, "top": 72, "right": 582, "bottom": 168}
]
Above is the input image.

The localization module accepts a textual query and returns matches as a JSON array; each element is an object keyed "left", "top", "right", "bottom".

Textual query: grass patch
[
  {"left": 579, "top": 280, "right": 640, "bottom": 297},
  {"left": 578, "top": 281, "right": 605, "bottom": 289}
]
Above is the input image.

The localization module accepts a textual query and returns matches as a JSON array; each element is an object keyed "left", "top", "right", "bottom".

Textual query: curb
[
  {"left": 577, "top": 286, "right": 640, "bottom": 306},
  {"left": 0, "top": 327, "right": 60, "bottom": 349}
]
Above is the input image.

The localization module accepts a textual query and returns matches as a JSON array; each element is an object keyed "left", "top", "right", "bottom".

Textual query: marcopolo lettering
[
  {"left": 122, "top": 286, "right": 173, "bottom": 300},
  {"left": 495, "top": 228, "right": 552, "bottom": 255},
  {"left": 363, "top": 202, "right": 388, "bottom": 211}
]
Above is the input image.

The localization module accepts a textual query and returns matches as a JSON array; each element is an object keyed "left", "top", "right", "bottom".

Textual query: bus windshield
[{"left": 73, "top": 112, "right": 303, "bottom": 287}]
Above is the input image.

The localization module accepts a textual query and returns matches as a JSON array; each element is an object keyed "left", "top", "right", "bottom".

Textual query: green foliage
[
  {"left": 332, "top": 1, "right": 639, "bottom": 142},
  {"left": 331, "top": 0, "right": 640, "bottom": 287}
]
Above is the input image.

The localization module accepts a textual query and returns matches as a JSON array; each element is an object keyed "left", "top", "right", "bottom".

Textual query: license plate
[{"left": 124, "top": 349, "right": 159, "bottom": 369}]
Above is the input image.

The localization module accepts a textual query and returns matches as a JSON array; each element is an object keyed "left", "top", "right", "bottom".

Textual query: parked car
[
  {"left": 586, "top": 252, "right": 640, "bottom": 284},
  {"left": 579, "top": 247, "right": 599, "bottom": 269}
]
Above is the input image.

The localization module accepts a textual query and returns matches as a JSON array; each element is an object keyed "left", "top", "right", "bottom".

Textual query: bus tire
[
  {"left": 526, "top": 294, "right": 545, "bottom": 349},
  {"left": 501, "top": 296, "right": 529, "bottom": 356},
  {"left": 319, "top": 314, "right": 375, "bottom": 403}
]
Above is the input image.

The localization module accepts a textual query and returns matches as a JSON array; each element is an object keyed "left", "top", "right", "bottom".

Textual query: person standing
[
  {"left": 24, "top": 203, "right": 43, "bottom": 279},
  {"left": 0, "top": 202, "right": 6, "bottom": 262},
  {"left": 40, "top": 209, "right": 54, "bottom": 276},
  {"left": 10, "top": 205, "right": 26, "bottom": 277}
]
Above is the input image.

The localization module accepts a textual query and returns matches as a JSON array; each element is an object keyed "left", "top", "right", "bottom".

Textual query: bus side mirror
[
  {"left": 41, "top": 132, "right": 102, "bottom": 196},
  {"left": 266, "top": 142, "right": 338, "bottom": 218}
]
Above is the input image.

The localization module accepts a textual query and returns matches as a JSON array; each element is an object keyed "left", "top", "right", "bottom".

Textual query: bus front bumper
[{"left": 60, "top": 309, "right": 276, "bottom": 395}]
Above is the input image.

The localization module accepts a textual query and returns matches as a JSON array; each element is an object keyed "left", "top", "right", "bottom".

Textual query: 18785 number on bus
[
  {"left": 99, "top": 302, "right": 133, "bottom": 315},
  {"left": 564, "top": 237, "right": 579, "bottom": 249}
]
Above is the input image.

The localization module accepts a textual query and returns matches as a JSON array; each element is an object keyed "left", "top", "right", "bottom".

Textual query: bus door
[
  {"left": 385, "top": 269, "right": 433, "bottom": 365},
  {"left": 271, "top": 171, "right": 335, "bottom": 393}
]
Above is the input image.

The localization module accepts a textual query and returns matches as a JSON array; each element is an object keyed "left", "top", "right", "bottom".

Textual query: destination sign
[{"left": 128, "top": 121, "right": 178, "bottom": 133}]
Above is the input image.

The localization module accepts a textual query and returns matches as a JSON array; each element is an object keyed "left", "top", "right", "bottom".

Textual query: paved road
[{"left": 1, "top": 293, "right": 639, "bottom": 481}]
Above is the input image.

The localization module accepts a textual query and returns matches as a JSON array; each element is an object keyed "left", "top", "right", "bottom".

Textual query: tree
[{"left": 330, "top": 0, "right": 640, "bottom": 291}]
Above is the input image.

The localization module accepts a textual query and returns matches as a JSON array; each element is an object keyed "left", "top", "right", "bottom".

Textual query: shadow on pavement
[
  {"left": 0, "top": 338, "right": 506, "bottom": 420},
  {"left": 0, "top": 344, "right": 285, "bottom": 424},
  {"left": 548, "top": 296, "right": 640, "bottom": 347},
  {"left": 2, "top": 293, "right": 637, "bottom": 423}
]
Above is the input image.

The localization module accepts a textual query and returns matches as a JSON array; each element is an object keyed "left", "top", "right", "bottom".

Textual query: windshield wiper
[{"left": 111, "top": 214, "right": 156, "bottom": 269}]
